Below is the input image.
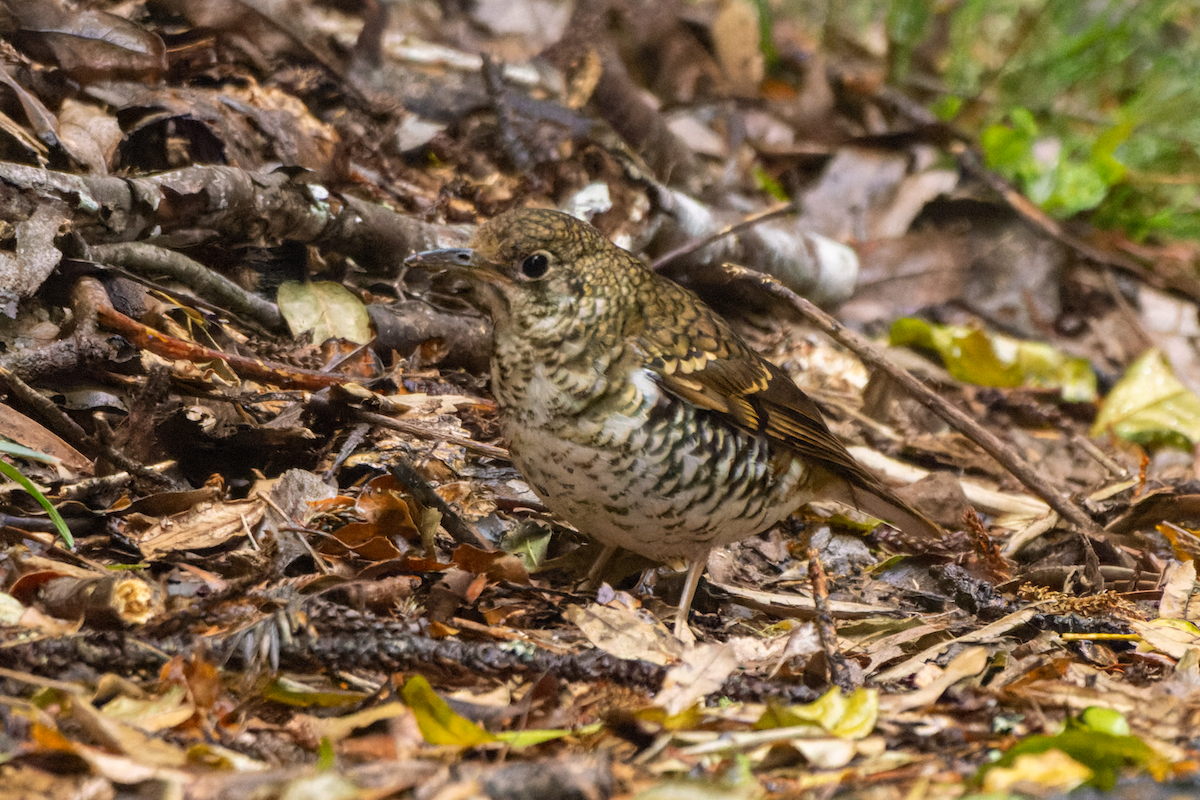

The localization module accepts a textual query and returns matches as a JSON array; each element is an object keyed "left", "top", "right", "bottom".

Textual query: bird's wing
[
  {"left": 635, "top": 294, "right": 943, "bottom": 539},
  {"left": 631, "top": 290, "right": 855, "bottom": 472},
  {"left": 648, "top": 343, "right": 866, "bottom": 479}
]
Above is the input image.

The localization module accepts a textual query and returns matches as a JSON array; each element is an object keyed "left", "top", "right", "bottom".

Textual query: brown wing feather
[
  {"left": 635, "top": 294, "right": 941, "bottom": 539},
  {"left": 656, "top": 355, "right": 872, "bottom": 484}
]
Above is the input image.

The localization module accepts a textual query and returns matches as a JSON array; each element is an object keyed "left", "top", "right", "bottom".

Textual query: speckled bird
[{"left": 407, "top": 208, "right": 941, "bottom": 639}]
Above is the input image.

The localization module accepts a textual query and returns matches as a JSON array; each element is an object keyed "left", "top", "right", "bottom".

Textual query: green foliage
[
  {"left": 751, "top": 165, "right": 788, "bottom": 201},
  {"left": 754, "top": 0, "right": 781, "bottom": 70},
  {"left": 754, "top": 687, "right": 879, "bottom": 739},
  {"left": 401, "top": 675, "right": 496, "bottom": 746},
  {"left": 981, "top": 108, "right": 1126, "bottom": 218},
  {"left": 263, "top": 677, "right": 368, "bottom": 708},
  {"left": 885, "top": 0, "right": 931, "bottom": 81},
  {"left": 399, "top": 675, "right": 581, "bottom": 748},
  {"left": 315, "top": 737, "right": 337, "bottom": 770},
  {"left": 818, "top": 0, "right": 1200, "bottom": 241},
  {"left": 890, "top": 318, "right": 1098, "bottom": 401},
  {"left": 0, "top": 442, "right": 73, "bottom": 549},
  {"left": 500, "top": 520, "right": 553, "bottom": 570},
  {"left": 976, "top": 706, "right": 1167, "bottom": 791},
  {"left": 1091, "top": 348, "right": 1200, "bottom": 449}
]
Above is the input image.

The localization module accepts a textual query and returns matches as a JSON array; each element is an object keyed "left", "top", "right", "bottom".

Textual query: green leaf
[
  {"left": 0, "top": 440, "right": 62, "bottom": 464},
  {"left": 751, "top": 165, "right": 788, "bottom": 202},
  {"left": 1075, "top": 707, "right": 1130, "bottom": 737},
  {"left": 494, "top": 725, "right": 599, "bottom": 747},
  {"left": 0, "top": 459, "right": 73, "bottom": 549},
  {"left": 315, "top": 737, "right": 336, "bottom": 770},
  {"left": 400, "top": 675, "right": 496, "bottom": 747},
  {"left": 981, "top": 730, "right": 1160, "bottom": 791},
  {"left": 982, "top": 110, "right": 1116, "bottom": 220},
  {"left": 1009, "top": 107, "right": 1039, "bottom": 138},
  {"left": 263, "top": 677, "right": 368, "bottom": 708},
  {"left": 978, "top": 707, "right": 1169, "bottom": 791},
  {"left": 277, "top": 281, "right": 372, "bottom": 345},
  {"left": 981, "top": 123, "right": 1035, "bottom": 179},
  {"left": 886, "top": 0, "right": 931, "bottom": 81},
  {"left": 890, "top": 318, "right": 1097, "bottom": 401},
  {"left": 754, "top": 687, "right": 878, "bottom": 739},
  {"left": 500, "top": 521, "right": 553, "bottom": 570},
  {"left": 1091, "top": 348, "right": 1200, "bottom": 449},
  {"left": 1045, "top": 160, "right": 1109, "bottom": 216},
  {"left": 751, "top": 0, "right": 780, "bottom": 70},
  {"left": 1090, "top": 120, "right": 1133, "bottom": 185},
  {"left": 932, "top": 95, "right": 963, "bottom": 121}
]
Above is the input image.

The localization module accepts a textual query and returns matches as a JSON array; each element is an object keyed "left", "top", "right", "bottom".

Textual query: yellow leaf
[{"left": 400, "top": 676, "right": 495, "bottom": 747}]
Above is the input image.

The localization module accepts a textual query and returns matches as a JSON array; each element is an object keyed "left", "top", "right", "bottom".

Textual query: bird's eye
[{"left": 519, "top": 252, "right": 550, "bottom": 279}]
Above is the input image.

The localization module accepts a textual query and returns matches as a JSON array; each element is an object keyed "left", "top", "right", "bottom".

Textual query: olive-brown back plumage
[{"left": 408, "top": 208, "right": 940, "bottom": 637}]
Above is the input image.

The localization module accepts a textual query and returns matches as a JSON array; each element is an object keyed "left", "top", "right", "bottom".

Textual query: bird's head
[{"left": 406, "top": 208, "right": 644, "bottom": 338}]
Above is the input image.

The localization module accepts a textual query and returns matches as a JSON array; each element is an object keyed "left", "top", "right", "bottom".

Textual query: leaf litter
[{"left": 0, "top": 1, "right": 1198, "bottom": 798}]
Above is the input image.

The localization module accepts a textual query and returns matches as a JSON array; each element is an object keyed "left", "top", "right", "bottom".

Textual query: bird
[{"left": 406, "top": 208, "right": 941, "bottom": 639}]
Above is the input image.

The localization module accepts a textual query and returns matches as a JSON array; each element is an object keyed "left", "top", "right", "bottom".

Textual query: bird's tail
[{"left": 826, "top": 476, "right": 944, "bottom": 541}]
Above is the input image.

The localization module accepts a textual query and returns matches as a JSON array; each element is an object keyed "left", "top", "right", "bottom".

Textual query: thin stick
[
  {"left": 807, "top": 547, "right": 846, "bottom": 689},
  {"left": 354, "top": 409, "right": 510, "bottom": 461},
  {"left": 650, "top": 202, "right": 796, "bottom": 270},
  {"left": 391, "top": 457, "right": 490, "bottom": 549}
]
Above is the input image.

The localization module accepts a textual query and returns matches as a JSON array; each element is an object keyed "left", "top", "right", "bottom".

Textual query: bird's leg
[
  {"left": 583, "top": 543, "right": 619, "bottom": 590},
  {"left": 673, "top": 550, "right": 711, "bottom": 643}
]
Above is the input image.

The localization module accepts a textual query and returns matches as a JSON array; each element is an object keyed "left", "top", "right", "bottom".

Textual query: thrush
[{"left": 407, "top": 208, "right": 941, "bottom": 639}]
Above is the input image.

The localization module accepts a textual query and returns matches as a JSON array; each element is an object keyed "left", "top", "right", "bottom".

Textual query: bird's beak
[{"left": 404, "top": 248, "right": 512, "bottom": 285}]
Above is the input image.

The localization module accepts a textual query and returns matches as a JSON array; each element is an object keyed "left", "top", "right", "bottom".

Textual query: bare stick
[{"left": 650, "top": 202, "right": 796, "bottom": 270}]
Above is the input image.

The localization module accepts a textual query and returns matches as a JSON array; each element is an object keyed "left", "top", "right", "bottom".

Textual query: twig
[
  {"left": 481, "top": 54, "right": 535, "bottom": 173},
  {"left": 807, "top": 547, "right": 848, "bottom": 689},
  {"left": 325, "top": 422, "right": 372, "bottom": 483},
  {"left": 1098, "top": 267, "right": 1155, "bottom": 352},
  {"left": 87, "top": 241, "right": 287, "bottom": 333},
  {"left": 84, "top": 277, "right": 353, "bottom": 390},
  {"left": 354, "top": 409, "right": 510, "bottom": 461},
  {"left": 650, "top": 202, "right": 796, "bottom": 270},
  {"left": 0, "top": 364, "right": 92, "bottom": 454},
  {"left": 0, "top": 160, "right": 471, "bottom": 278},
  {"left": 91, "top": 414, "right": 183, "bottom": 491},
  {"left": 58, "top": 463, "right": 174, "bottom": 500},
  {"left": 390, "top": 458, "right": 490, "bottom": 549}
]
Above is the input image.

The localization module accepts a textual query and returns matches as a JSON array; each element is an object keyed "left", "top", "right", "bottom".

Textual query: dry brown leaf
[
  {"left": 7, "top": 0, "right": 167, "bottom": 83},
  {"left": 654, "top": 642, "right": 739, "bottom": 715},
  {"left": 1159, "top": 560, "right": 1197, "bottom": 620},
  {"left": 564, "top": 602, "right": 683, "bottom": 665},
  {"left": 880, "top": 646, "right": 989, "bottom": 713},
  {"left": 126, "top": 498, "right": 266, "bottom": 560}
]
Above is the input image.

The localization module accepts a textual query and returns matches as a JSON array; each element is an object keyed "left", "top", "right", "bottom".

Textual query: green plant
[
  {"left": 0, "top": 441, "right": 74, "bottom": 549},
  {"left": 853, "top": 0, "right": 1200, "bottom": 241}
]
